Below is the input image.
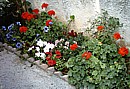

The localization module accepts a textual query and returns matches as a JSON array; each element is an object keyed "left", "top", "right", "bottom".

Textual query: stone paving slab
[{"left": 0, "top": 49, "right": 75, "bottom": 89}]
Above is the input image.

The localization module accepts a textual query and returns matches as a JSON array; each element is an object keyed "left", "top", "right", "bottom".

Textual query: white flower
[
  {"left": 43, "top": 47, "right": 50, "bottom": 53},
  {"left": 35, "top": 52, "right": 41, "bottom": 57},
  {"left": 36, "top": 39, "right": 44, "bottom": 47},
  {"left": 73, "top": 41, "right": 77, "bottom": 44},
  {"left": 43, "top": 41, "right": 47, "bottom": 46},
  {"left": 36, "top": 47, "right": 40, "bottom": 52},
  {"left": 39, "top": 53, "right": 46, "bottom": 60},
  {"left": 65, "top": 41, "right": 69, "bottom": 46},
  {"left": 35, "top": 52, "right": 46, "bottom": 60},
  {"left": 28, "top": 46, "right": 34, "bottom": 51},
  {"left": 49, "top": 43, "right": 55, "bottom": 49},
  {"left": 63, "top": 46, "right": 68, "bottom": 49},
  {"left": 60, "top": 38, "right": 64, "bottom": 42}
]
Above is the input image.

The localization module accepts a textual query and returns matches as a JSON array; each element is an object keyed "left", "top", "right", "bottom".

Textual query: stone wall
[{"left": 27, "top": 0, "right": 130, "bottom": 45}]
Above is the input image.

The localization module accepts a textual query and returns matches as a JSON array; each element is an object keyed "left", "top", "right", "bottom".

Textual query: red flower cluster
[
  {"left": 32, "top": 9, "right": 39, "bottom": 14},
  {"left": 113, "top": 32, "right": 121, "bottom": 40},
  {"left": 97, "top": 25, "right": 104, "bottom": 31},
  {"left": 45, "top": 52, "right": 56, "bottom": 66},
  {"left": 68, "top": 30, "right": 77, "bottom": 37},
  {"left": 19, "top": 26, "right": 28, "bottom": 33},
  {"left": 70, "top": 43, "right": 78, "bottom": 51},
  {"left": 46, "top": 20, "right": 52, "bottom": 26},
  {"left": 55, "top": 50, "right": 62, "bottom": 59},
  {"left": 41, "top": 3, "right": 48, "bottom": 9},
  {"left": 47, "top": 10, "right": 55, "bottom": 16},
  {"left": 47, "top": 60, "right": 56, "bottom": 66},
  {"left": 21, "top": 12, "right": 34, "bottom": 21},
  {"left": 82, "top": 51, "right": 92, "bottom": 60},
  {"left": 118, "top": 47, "right": 129, "bottom": 56}
]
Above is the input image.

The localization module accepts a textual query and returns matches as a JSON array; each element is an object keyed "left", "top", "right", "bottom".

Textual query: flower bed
[{"left": 0, "top": 1, "right": 130, "bottom": 89}]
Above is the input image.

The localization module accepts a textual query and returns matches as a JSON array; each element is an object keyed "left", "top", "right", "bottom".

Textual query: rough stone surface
[
  {"left": 27, "top": 0, "right": 130, "bottom": 45},
  {"left": 0, "top": 49, "right": 75, "bottom": 89}
]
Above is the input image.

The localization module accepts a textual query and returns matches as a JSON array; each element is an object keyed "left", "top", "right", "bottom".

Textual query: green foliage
[{"left": 67, "top": 11, "right": 130, "bottom": 89}]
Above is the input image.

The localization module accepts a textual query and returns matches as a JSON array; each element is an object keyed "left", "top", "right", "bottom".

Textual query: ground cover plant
[{"left": 0, "top": 1, "right": 130, "bottom": 89}]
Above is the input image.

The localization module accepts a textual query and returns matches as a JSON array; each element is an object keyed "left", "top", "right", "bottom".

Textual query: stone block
[
  {"left": 7, "top": 46, "right": 13, "bottom": 52},
  {"left": 3, "top": 43, "right": 8, "bottom": 48},
  {"left": 54, "top": 71, "right": 63, "bottom": 77},
  {"left": 22, "top": 54, "right": 29, "bottom": 59},
  {"left": 34, "top": 60, "right": 41, "bottom": 66},
  {"left": 15, "top": 51, "right": 21, "bottom": 56},
  {"left": 61, "top": 75, "right": 68, "bottom": 81},
  {"left": 39, "top": 64, "right": 48, "bottom": 70},
  {"left": 47, "top": 67, "right": 55, "bottom": 75},
  {"left": 27, "top": 57, "right": 35, "bottom": 62}
]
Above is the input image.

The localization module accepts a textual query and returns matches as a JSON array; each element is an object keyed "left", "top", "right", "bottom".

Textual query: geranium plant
[{"left": 67, "top": 11, "right": 130, "bottom": 89}]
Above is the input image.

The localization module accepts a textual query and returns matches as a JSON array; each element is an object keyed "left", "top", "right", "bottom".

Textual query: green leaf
[
  {"left": 70, "top": 15, "right": 75, "bottom": 20},
  {"left": 87, "top": 83, "right": 95, "bottom": 89},
  {"left": 92, "top": 70, "right": 98, "bottom": 76}
]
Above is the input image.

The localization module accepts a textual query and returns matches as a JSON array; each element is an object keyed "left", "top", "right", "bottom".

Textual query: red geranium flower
[
  {"left": 113, "top": 32, "right": 121, "bottom": 40},
  {"left": 26, "top": 14, "right": 34, "bottom": 21},
  {"left": 21, "top": 12, "right": 29, "bottom": 19},
  {"left": 55, "top": 50, "right": 62, "bottom": 59},
  {"left": 82, "top": 51, "right": 92, "bottom": 60},
  {"left": 41, "top": 3, "right": 48, "bottom": 9},
  {"left": 19, "top": 26, "right": 28, "bottom": 33},
  {"left": 97, "top": 25, "right": 104, "bottom": 31},
  {"left": 68, "top": 30, "right": 77, "bottom": 37},
  {"left": 118, "top": 47, "right": 129, "bottom": 56},
  {"left": 46, "top": 20, "right": 52, "bottom": 26},
  {"left": 47, "top": 10, "right": 55, "bottom": 16},
  {"left": 70, "top": 43, "right": 78, "bottom": 51},
  {"left": 47, "top": 60, "right": 56, "bottom": 66},
  {"left": 45, "top": 52, "right": 52, "bottom": 57},
  {"left": 46, "top": 56, "right": 51, "bottom": 61},
  {"left": 32, "top": 9, "right": 39, "bottom": 14}
]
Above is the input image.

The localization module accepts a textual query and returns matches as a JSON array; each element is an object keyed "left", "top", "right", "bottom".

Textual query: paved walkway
[{"left": 0, "top": 49, "right": 75, "bottom": 89}]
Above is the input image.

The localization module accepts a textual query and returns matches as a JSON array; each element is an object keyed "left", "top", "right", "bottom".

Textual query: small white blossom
[
  {"left": 28, "top": 46, "right": 34, "bottom": 51},
  {"left": 36, "top": 47, "right": 40, "bottom": 52},
  {"left": 60, "top": 38, "right": 64, "bottom": 42},
  {"left": 36, "top": 39, "right": 44, "bottom": 47},
  {"left": 44, "top": 47, "right": 50, "bottom": 53},
  {"left": 39, "top": 53, "right": 46, "bottom": 60},
  {"left": 65, "top": 41, "right": 69, "bottom": 46},
  {"left": 49, "top": 43, "right": 55, "bottom": 49},
  {"left": 43, "top": 41, "right": 47, "bottom": 46},
  {"left": 35, "top": 52, "right": 41, "bottom": 57},
  {"left": 73, "top": 41, "right": 77, "bottom": 44},
  {"left": 63, "top": 46, "right": 68, "bottom": 49}
]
